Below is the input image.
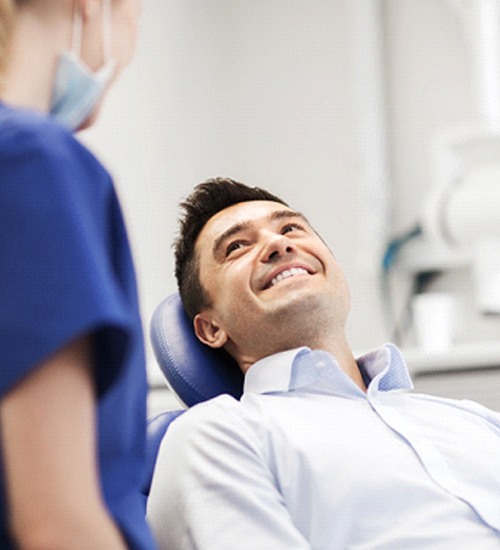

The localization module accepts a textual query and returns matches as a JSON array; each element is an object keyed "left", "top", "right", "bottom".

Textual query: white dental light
[
  {"left": 421, "top": 149, "right": 500, "bottom": 314},
  {"left": 419, "top": 0, "right": 500, "bottom": 314}
]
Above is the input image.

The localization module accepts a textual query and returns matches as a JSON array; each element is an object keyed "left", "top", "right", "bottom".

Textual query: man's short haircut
[{"left": 174, "top": 177, "right": 289, "bottom": 320}]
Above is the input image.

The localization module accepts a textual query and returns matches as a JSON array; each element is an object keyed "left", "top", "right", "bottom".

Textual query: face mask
[{"left": 50, "top": 0, "right": 116, "bottom": 131}]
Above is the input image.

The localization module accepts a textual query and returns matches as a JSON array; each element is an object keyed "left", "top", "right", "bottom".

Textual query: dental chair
[{"left": 142, "top": 292, "right": 244, "bottom": 503}]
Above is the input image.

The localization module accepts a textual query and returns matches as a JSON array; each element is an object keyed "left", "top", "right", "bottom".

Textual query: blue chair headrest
[{"left": 150, "top": 293, "right": 244, "bottom": 407}]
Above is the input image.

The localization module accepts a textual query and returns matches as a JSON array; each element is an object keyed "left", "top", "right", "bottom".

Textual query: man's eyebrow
[
  {"left": 212, "top": 209, "right": 310, "bottom": 258},
  {"left": 270, "top": 209, "right": 310, "bottom": 224}
]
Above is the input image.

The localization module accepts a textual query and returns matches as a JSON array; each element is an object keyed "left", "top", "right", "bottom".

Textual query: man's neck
[{"left": 319, "top": 340, "right": 367, "bottom": 392}]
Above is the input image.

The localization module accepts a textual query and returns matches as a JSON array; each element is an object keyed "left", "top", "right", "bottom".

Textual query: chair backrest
[{"left": 149, "top": 293, "right": 244, "bottom": 408}]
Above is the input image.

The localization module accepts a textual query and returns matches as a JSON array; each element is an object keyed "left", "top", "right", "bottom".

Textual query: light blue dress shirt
[{"left": 147, "top": 344, "right": 500, "bottom": 549}]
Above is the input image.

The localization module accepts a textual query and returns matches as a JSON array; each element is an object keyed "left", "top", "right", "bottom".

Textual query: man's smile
[
  {"left": 262, "top": 265, "right": 315, "bottom": 290},
  {"left": 269, "top": 266, "right": 309, "bottom": 287}
]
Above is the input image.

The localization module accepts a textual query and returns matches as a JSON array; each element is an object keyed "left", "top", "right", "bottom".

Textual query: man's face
[{"left": 193, "top": 200, "right": 351, "bottom": 364}]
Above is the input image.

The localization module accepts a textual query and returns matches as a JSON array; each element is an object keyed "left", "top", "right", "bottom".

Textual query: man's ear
[{"left": 193, "top": 311, "right": 228, "bottom": 349}]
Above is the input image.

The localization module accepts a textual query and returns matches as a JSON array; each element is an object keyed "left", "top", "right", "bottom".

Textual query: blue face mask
[{"left": 50, "top": 0, "right": 116, "bottom": 131}]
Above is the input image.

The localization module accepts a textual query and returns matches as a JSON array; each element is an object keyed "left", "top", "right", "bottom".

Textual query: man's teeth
[{"left": 270, "top": 267, "right": 308, "bottom": 287}]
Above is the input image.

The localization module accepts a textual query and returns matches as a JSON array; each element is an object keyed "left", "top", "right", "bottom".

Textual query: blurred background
[{"left": 81, "top": 0, "right": 500, "bottom": 412}]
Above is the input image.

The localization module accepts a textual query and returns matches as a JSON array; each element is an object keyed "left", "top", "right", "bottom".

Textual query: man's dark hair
[{"left": 174, "top": 177, "right": 289, "bottom": 320}]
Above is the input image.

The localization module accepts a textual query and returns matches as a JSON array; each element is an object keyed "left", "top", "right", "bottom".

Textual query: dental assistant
[{"left": 0, "top": 1, "right": 156, "bottom": 549}]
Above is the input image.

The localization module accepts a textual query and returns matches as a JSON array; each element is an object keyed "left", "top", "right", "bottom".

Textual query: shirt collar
[
  {"left": 359, "top": 343, "right": 413, "bottom": 393},
  {"left": 243, "top": 343, "right": 413, "bottom": 397},
  {"left": 243, "top": 347, "right": 308, "bottom": 395}
]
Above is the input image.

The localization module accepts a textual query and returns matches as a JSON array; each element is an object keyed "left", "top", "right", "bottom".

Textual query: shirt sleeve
[
  {"left": 146, "top": 396, "right": 311, "bottom": 549},
  {"left": 0, "top": 122, "right": 134, "bottom": 397}
]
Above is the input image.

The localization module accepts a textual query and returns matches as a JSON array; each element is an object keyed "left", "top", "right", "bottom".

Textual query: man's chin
[{"left": 265, "top": 289, "right": 327, "bottom": 318}]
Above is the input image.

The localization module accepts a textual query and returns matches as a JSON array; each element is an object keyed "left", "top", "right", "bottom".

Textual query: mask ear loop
[
  {"left": 70, "top": 1, "right": 112, "bottom": 64},
  {"left": 102, "top": 0, "right": 113, "bottom": 63},
  {"left": 70, "top": 3, "right": 83, "bottom": 57}
]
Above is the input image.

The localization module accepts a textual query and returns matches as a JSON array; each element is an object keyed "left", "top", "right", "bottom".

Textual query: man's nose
[{"left": 260, "top": 233, "right": 296, "bottom": 263}]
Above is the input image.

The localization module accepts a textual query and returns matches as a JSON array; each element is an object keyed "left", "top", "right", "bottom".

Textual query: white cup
[{"left": 411, "top": 292, "right": 456, "bottom": 351}]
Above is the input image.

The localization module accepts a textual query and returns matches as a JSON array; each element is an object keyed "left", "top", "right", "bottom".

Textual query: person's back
[{"left": 0, "top": 1, "right": 155, "bottom": 548}]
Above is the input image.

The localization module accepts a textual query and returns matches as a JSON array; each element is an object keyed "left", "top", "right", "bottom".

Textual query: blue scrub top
[{"left": 0, "top": 103, "right": 156, "bottom": 549}]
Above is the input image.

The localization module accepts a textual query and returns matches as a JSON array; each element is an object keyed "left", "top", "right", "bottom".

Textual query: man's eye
[
  {"left": 282, "top": 223, "right": 304, "bottom": 234},
  {"left": 225, "top": 240, "right": 245, "bottom": 256}
]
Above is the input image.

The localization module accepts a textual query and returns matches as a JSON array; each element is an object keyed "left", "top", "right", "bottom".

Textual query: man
[{"left": 147, "top": 177, "right": 500, "bottom": 549}]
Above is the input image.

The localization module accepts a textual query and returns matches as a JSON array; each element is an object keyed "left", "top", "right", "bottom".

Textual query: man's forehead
[
  {"left": 208, "top": 200, "right": 296, "bottom": 231},
  {"left": 194, "top": 200, "right": 303, "bottom": 258}
]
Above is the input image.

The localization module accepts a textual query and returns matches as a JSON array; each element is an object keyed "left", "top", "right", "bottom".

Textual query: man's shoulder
[
  {"left": 409, "top": 392, "right": 500, "bottom": 425},
  {"left": 163, "top": 394, "right": 265, "bottom": 447},
  {"left": 174, "top": 395, "right": 244, "bottom": 427}
]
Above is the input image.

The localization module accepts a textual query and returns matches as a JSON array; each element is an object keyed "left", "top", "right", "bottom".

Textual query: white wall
[{"left": 82, "top": 0, "right": 500, "bottom": 383}]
